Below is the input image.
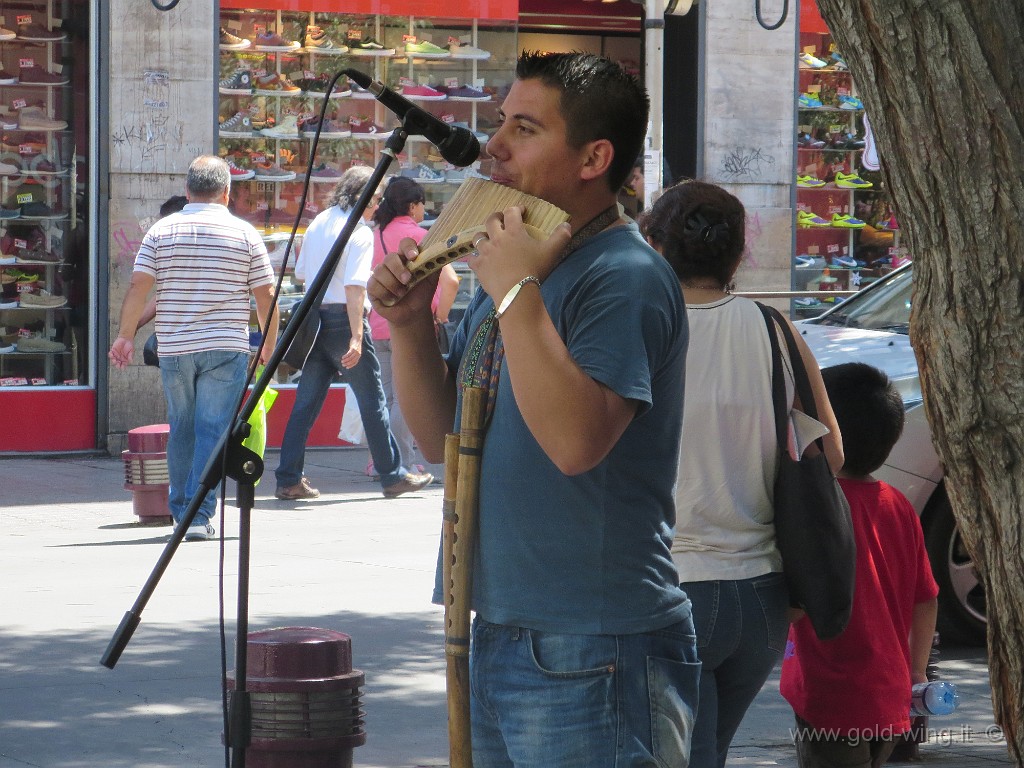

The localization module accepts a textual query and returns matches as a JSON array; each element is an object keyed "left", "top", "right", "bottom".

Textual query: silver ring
[{"left": 472, "top": 233, "right": 489, "bottom": 249}]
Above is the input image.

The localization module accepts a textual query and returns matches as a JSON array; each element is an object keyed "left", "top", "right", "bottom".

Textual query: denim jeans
[
  {"left": 682, "top": 572, "right": 790, "bottom": 768},
  {"left": 159, "top": 350, "right": 249, "bottom": 525},
  {"left": 470, "top": 615, "right": 701, "bottom": 767},
  {"left": 276, "top": 305, "right": 408, "bottom": 490}
]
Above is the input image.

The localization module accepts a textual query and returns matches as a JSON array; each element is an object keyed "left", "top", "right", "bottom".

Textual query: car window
[{"left": 812, "top": 266, "right": 912, "bottom": 334}]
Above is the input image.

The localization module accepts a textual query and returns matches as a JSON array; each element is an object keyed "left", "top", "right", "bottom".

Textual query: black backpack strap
[{"left": 756, "top": 302, "right": 788, "bottom": 450}]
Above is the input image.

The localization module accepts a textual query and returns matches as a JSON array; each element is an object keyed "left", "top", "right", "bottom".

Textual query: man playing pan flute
[{"left": 368, "top": 51, "right": 698, "bottom": 767}]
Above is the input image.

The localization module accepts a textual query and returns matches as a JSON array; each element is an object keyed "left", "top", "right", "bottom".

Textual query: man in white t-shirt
[{"left": 109, "top": 155, "right": 279, "bottom": 541}]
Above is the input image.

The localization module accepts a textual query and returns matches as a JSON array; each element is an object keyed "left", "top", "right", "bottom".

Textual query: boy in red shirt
[{"left": 781, "top": 362, "right": 939, "bottom": 768}]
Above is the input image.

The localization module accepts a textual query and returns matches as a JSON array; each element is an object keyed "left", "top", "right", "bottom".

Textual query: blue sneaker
[
  {"left": 798, "top": 93, "right": 823, "bottom": 109},
  {"left": 831, "top": 255, "right": 858, "bottom": 268}
]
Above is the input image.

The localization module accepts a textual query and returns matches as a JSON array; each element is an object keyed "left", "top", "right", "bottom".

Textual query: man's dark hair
[
  {"left": 160, "top": 195, "right": 187, "bottom": 217},
  {"left": 821, "top": 363, "right": 905, "bottom": 476},
  {"left": 516, "top": 51, "right": 649, "bottom": 193}
]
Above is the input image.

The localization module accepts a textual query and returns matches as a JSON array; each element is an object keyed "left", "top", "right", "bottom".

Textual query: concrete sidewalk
[{"left": 0, "top": 449, "right": 1013, "bottom": 767}]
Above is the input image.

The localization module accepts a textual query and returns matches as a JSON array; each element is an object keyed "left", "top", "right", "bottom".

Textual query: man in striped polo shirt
[{"left": 109, "top": 155, "right": 279, "bottom": 541}]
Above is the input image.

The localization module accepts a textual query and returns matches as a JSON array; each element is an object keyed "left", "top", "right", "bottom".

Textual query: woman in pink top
[{"left": 369, "top": 177, "right": 459, "bottom": 476}]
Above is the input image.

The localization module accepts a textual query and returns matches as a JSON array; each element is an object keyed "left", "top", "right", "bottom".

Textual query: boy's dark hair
[
  {"left": 821, "top": 363, "right": 905, "bottom": 476},
  {"left": 160, "top": 195, "right": 187, "bottom": 217},
  {"left": 639, "top": 179, "right": 746, "bottom": 288},
  {"left": 516, "top": 51, "right": 649, "bottom": 193}
]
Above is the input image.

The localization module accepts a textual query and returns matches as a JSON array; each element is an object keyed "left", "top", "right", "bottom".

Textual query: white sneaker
[
  {"left": 261, "top": 114, "right": 300, "bottom": 139},
  {"left": 184, "top": 522, "right": 215, "bottom": 541}
]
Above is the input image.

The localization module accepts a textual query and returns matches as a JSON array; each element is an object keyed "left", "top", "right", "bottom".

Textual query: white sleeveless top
[{"left": 672, "top": 295, "right": 795, "bottom": 582}]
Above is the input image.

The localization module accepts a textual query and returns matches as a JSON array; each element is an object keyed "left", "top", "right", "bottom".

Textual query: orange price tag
[{"left": 402, "top": 34, "right": 417, "bottom": 43}]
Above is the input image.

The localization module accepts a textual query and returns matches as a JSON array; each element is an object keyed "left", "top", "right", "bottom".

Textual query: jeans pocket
[
  {"left": 526, "top": 629, "right": 617, "bottom": 679},
  {"left": 648, "top": 654, "right": 701, "bottom": 768},
  {"left": 681, "top": 580, "right": 719, "bottom": 652},
  {"left": 751, "top": 572, "right": 790, "bottom": 654}
]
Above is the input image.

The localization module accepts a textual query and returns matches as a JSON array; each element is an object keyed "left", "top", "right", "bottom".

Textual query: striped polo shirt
[{"left": 134, "top": 202, "right": 274, "bottom": 356}]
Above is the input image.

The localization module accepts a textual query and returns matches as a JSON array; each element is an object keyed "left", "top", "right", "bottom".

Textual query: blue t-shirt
[{"left": 437, "top": 222, "right": 690, "bottom": 635}]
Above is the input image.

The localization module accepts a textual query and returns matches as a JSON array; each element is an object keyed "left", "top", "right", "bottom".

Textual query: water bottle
[{"left": 910, "top": 680, "right": 959, "bottom": 717}]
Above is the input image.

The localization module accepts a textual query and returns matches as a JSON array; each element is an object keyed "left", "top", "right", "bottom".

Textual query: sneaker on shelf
[
  {"left": 260, "top": 114, "right": 300, "bottom": 139},
  {"left": 831, "top": 213, "right": 866, "bottom": 229},
  {"left": 298, "top": 74, "right": 350, "bottom": 98},
  {"left": 17, "top": 106, "right": 67, "bottom": 131},
  {"left": 16, "top": 334, "right": 65, "bottom": 352},
  {"left": 382, "top": 471, "right": 434, "bottom": 498},
  {"left": 830, "top": 51, "right": 849, "bottom": 70},
  {"left": 0, "top": 26, "right": 15, "bottom": 41},
  {"left": 304, "top": 163, "right": 344, "bottom": 183},
  {"left": 798, "top": 51, "right": 827, "bottom": 69},
  {"left": 19, "top": 290, "right": 66, "bottom": 307},
  {"left": 219, "top": 68, "right": 254, "bottom": 95},
  {"left": 254, "top": 73, "right": 301, "bottom": 96},
  {"left": 876, "top": 215, "right": 899, "bottom": 231},
  {"left": 26, "top": 155, "right": 66, "bottom": 175},
  {"left": 252, "top": 31, "right": 301, "bottom": 52},
  {"left": 447, "top": 40, "right": 491, "bottom": 60},
  {"left": 401, "top": 83, "right": 446, "bottom": 101},
  {"left": 15, "top": 246, "right": 60, "bottom": 263},
  {"left": 797, "top": 92, "right": 823, "bottom": 109},
  {"left": 219, "top": 111, "right": 255, "bottom": 137},
  {"left": 0, "top": 205, "right": 20, "bottom": 219},
  {"left": 20, "top": 201, "right": 61, "bottom": 219},
  {"left": 404, "top": 40, "right": 450, "bottom": 59},
  {"left": 253, "top": 162, "right": 297, "bottom": 182},
  {"left": 0, "top": 69, "right": 18, "bottom": 85},
  {"left": 833, "top": 171, "right": 873, "bottom": 189},
  {"left": 831, "top": 255, "right": 859, "bottom": 268},
  {"left": 299, "top": 116, "right": 350, "bottom": 138},
  {"left": 348, "top": 116, "right": 388, "bottom": 139},
  {"left": 400, "top": 163, "right": 445, "bottom": 184},
  {"left": 797, "top": 175, "right": 826, "bottom": 188},
  {"left": 794, "top": 297, "right": 823, "bottom": 308},
  {"left": 347, "top": 36, "right": 395, "bottom": 56},
  {"left": 444, "top": 84, "right": 491, "bottom": 101},
  {"left": 838, "top": 94, "right": 864, "bottom": 110},
  {"left": 797, "top": 131, "right": 825, "bottom": 149},
  {"left": 219, "top": 27, "right": 250, "bottom": 50},
  {"left": 304, "top": 25, "right": 348, "bottom": 55},
  {"left": 16, "top": 23, "right": 66, "bottom": 42},
  {"left": 226, "top": 158, "right": 255, "bottom": 181},
  {"left": 18, "top": 65, "right": 69, "bottom": 86},
  {"left": 796, "top": 210, "right": 830, "bottom": 228},
  {"left": 794, "top": 255, "right": 822, "bottom": 268},
  {"left": 184, "top": 522, "right": 216, "bottom": 541}
]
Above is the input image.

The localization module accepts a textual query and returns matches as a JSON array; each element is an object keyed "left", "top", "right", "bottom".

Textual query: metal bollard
[
  {"left": 121, "top": 424, "right": 172, "bottom": 525},
  {"left": 226, "top": 626, "right": 366, "bottom": 767}
]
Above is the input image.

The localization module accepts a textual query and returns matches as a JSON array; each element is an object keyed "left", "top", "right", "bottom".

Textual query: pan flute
[{"left": 377, "top": 177, "right": 569, "bottom": 306}]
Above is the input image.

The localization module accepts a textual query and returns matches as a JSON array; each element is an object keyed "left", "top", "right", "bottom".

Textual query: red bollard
[
  {"left": 121, "top": 424, "right": 172, "bottom": 525},
  {"left": 226, "top": 627, "right": 366, "bottom": 768}
]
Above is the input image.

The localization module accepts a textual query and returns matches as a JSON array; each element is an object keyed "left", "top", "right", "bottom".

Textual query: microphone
[{"left": 345, "top": 69, "right": 481, "bottom": 167}]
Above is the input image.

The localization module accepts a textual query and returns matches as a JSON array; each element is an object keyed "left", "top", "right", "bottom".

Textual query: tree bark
[{"left": 814, "top": 1, "right": 1024, "bottom": 763}]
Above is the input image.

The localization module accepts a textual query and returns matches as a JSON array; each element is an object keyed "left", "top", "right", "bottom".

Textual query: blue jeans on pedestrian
[
  {"left": 470, "top": 614, "right": 701, "bottom": 767},
  {"left": 682, "top": 572, "right": 790, "bottom": 768},
  {"left": 159, "top": 350, "right": 249, "bottom": 525},
  {"left": 276, "top": 305, "right": 409, "bottom": 490}
]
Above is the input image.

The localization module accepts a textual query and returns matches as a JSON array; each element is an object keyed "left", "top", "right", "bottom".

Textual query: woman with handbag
[
  {"left": 640, "top": 180, "right": 844, "bottom": 768},
  {"left": 367, "top": 177, "right": 459, "bottom": 479}
]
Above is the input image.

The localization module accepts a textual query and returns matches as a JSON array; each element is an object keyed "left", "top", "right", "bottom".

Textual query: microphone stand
[{"left": 101, "top": 82, "right": 430, "bottom": 766}]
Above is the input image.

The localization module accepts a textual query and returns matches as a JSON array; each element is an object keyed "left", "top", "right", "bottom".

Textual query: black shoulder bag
[{"left": 757, "top": 302, "right": 856, "bottom": 640}]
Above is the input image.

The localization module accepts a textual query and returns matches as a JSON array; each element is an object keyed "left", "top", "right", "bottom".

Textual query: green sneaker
[{"left": 404, "top": 40, "right": 450, "bottom": 58}]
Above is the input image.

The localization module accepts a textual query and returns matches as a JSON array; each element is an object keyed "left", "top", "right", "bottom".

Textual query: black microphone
[{"left": 345, "top": 69, "right": 481, "bottom": 167}]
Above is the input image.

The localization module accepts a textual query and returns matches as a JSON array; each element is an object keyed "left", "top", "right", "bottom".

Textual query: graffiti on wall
[
  {"left": 720, "top": 147, "right": 776, "bottom": 181},
  {"left": 111, "top": 69, "right": 202, "bottom": 172}
]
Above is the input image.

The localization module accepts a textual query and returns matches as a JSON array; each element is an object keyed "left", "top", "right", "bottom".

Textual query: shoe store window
[
  {"left": 0, "top": 1, "right": 94, "bottom": 449},
  {"left": 793, "top": 2, "right": 906, "bottom": 319}
]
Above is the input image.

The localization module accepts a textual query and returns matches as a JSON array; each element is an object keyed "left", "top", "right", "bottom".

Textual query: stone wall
[
  {"left": 698, "top": 0, "right": 795, "bottom": 294},
  {"left": 105, "top": 1, "right": 216, "bottom": 454}
]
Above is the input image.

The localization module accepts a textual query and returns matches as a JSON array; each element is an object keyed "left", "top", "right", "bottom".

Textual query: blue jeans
[
  {"left": 470, "top": 615, "right": 701, "bottom": 767},
  {"left": 276, "top": 305, "right": 409, "bottom": 490},
  {"left": 159, "top": 350, "right": 249, "bottom": 525},
  {"left": 682, "top": 573, "right": 790, "bottom": 768}
]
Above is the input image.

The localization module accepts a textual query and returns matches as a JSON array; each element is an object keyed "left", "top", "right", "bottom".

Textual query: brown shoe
[
  {"left": 382, "top": 471, "right": 434, "bottom": 498},
  {"left": 275, "top": 477, "right": 320, "bottom": 500}
]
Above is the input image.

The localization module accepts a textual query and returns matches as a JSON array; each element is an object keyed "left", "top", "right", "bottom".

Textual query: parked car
[{"left": 795, "top": 263, "right": 986, "bottom": 645}]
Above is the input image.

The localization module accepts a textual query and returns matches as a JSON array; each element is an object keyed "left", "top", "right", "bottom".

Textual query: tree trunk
[{"left": 814, "top": 1, "right": 1024, "bottom": 763}]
